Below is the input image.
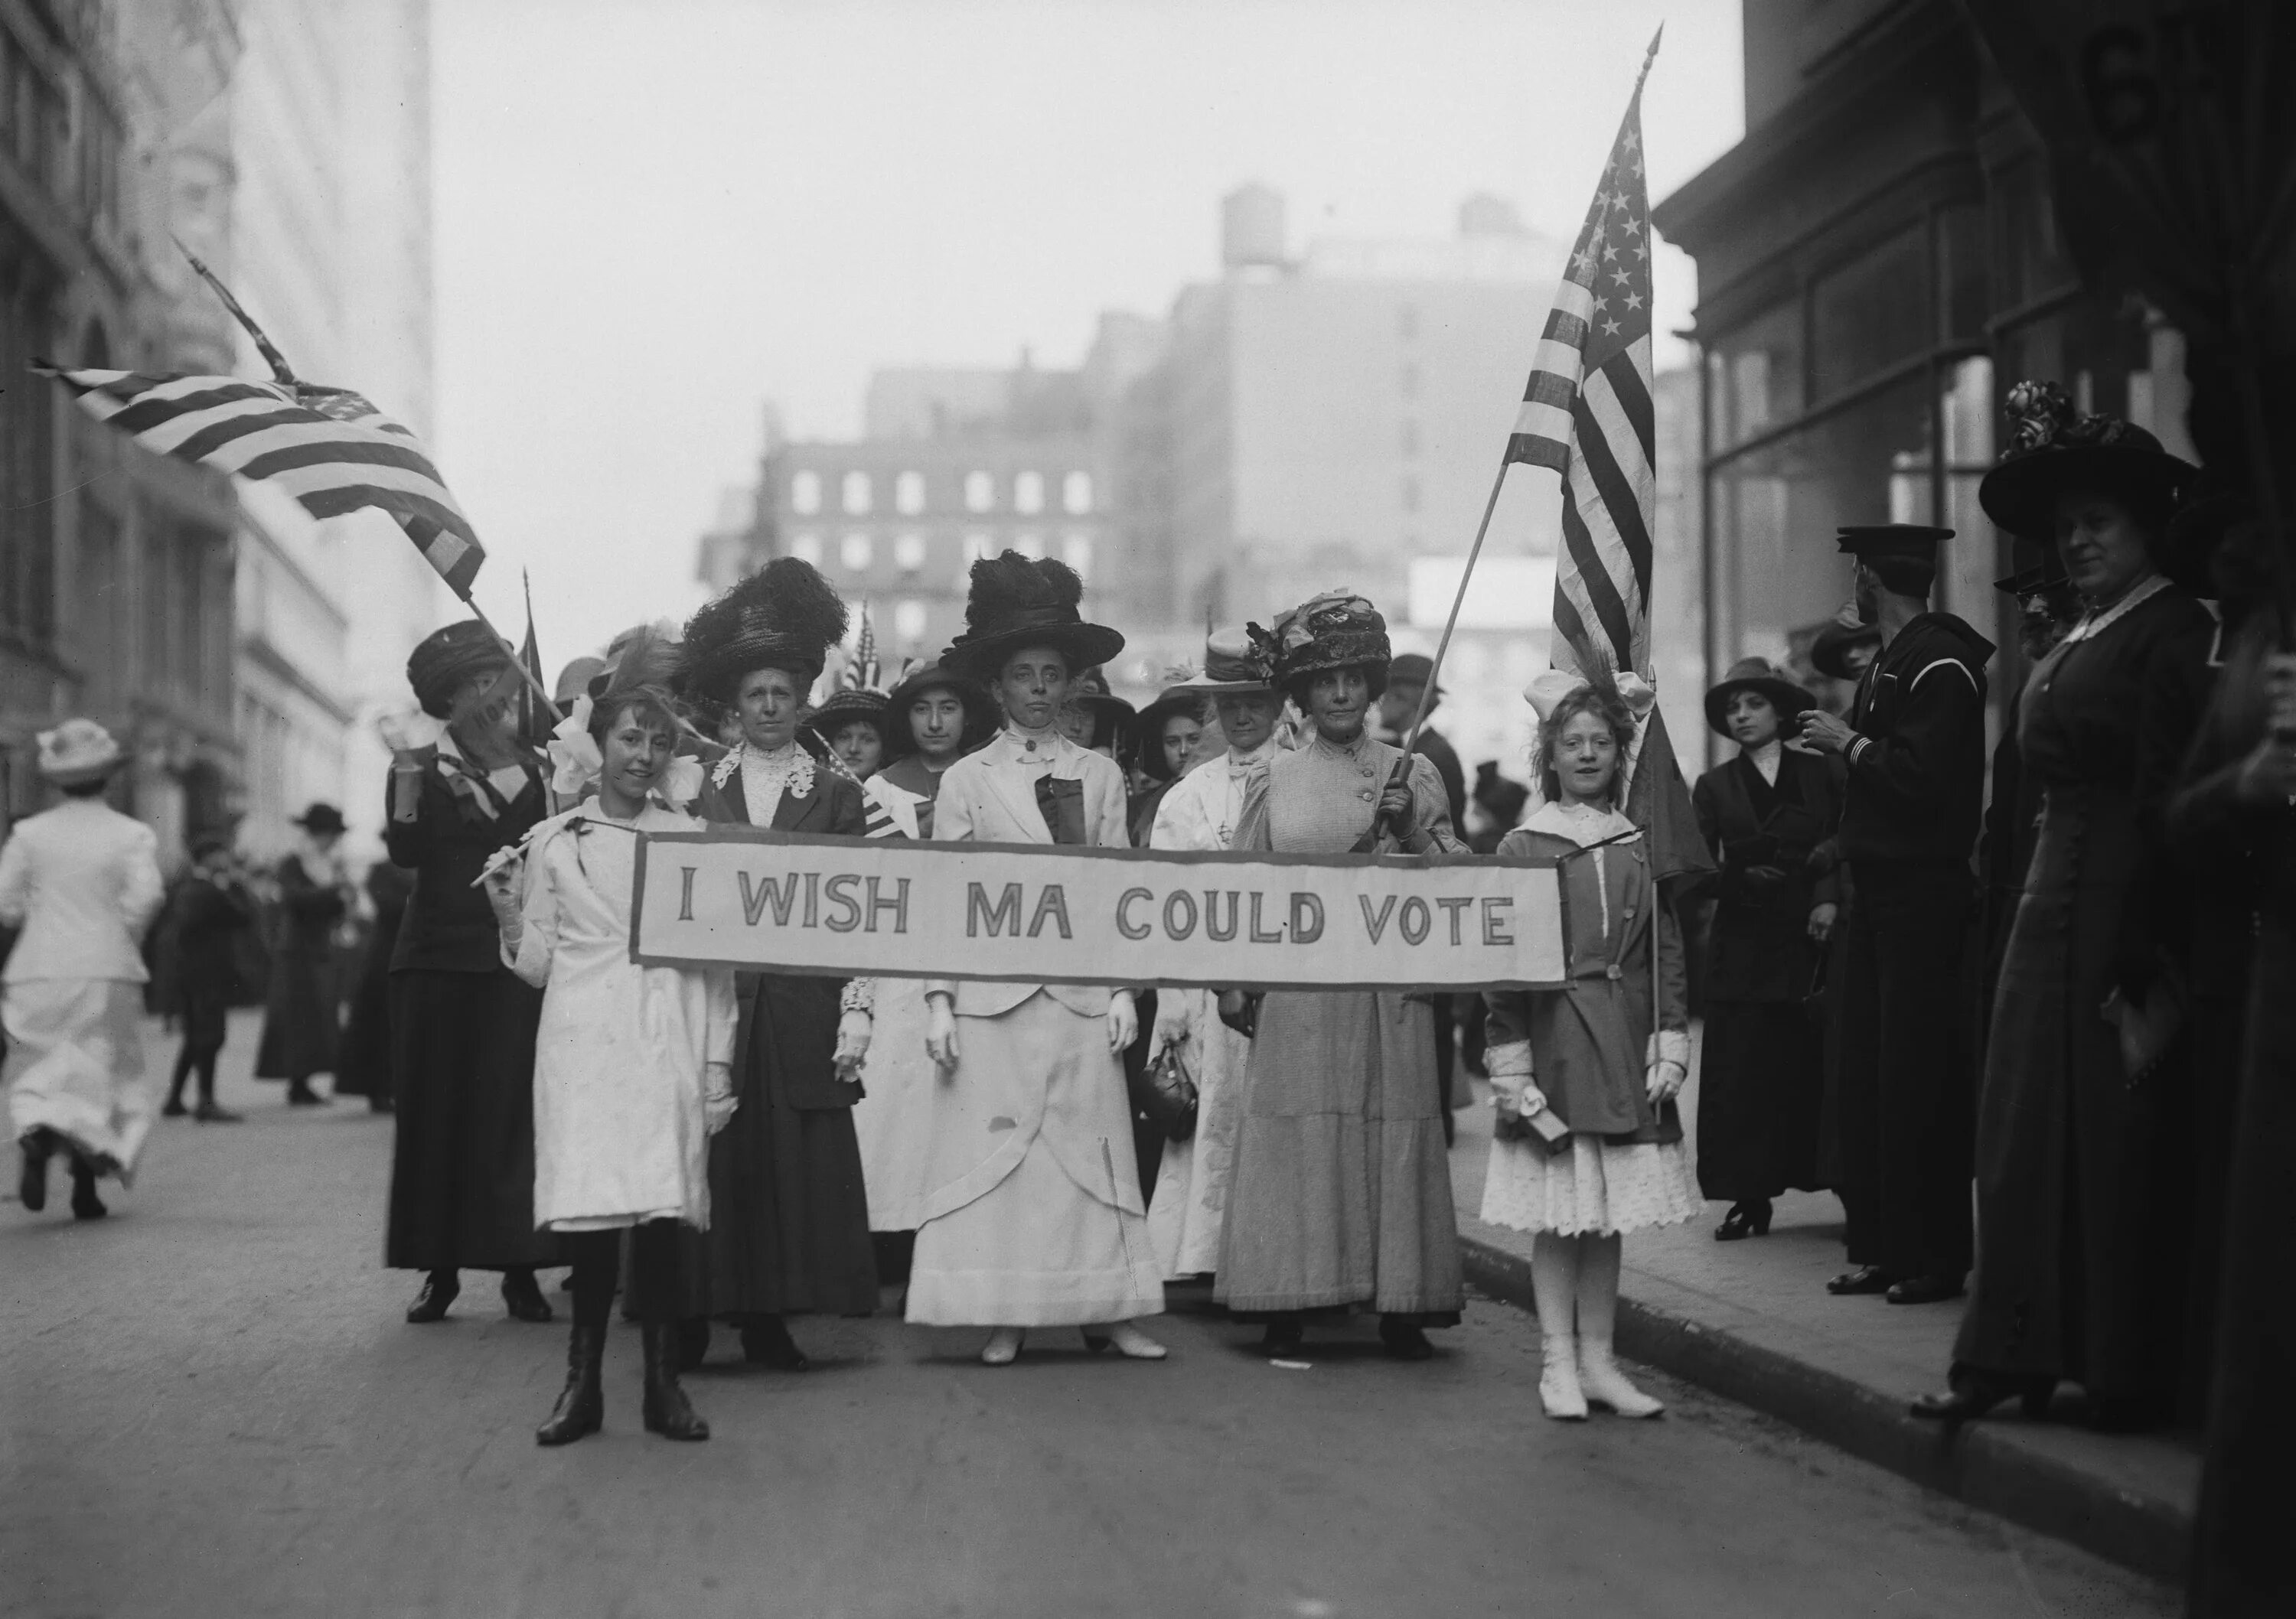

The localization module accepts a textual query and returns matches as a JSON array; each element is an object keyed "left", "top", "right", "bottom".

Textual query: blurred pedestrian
[
  {"left": 912, "top": 552, "right": 1166, "bottom": 1366},
  {"left": 1796, "top": 524, "right": 1991, "bottom": 1308},
  {"left": 334, "top": 858, "right": 413, "bottom": 1115},
  {"left": 159, "top": 835, "right": 255, "bottom": 1123},
  {"left": 1216, "top": 592, "right": 1465, "bottom": 1362},
  {"left": 487, "top": 656, "right": 736, "bottom": 1445},
  {"left": 1692, "top": 659, "right": 1839, "bottom": 1242},
  {"left": 1914, "top": 383, "right": 2210, "bottom": 1427},
  {"left": 253, "top": 803, "right": 353, "bottom": 1106},
  {"left": 1465, "top": 761, "right": 1529, "bottom": 854},
  {"left": 382, "top": 624, "right": 559, "bottom": 1326},
  {"left": 2, "top": 721, "right": 165, "bottom": 1220},
  {"left": 1483, "top": 669, "right": 1695, "bottom": 1419},
  {"left": 1143, "top": 626, "right": 1283, "bottom": 1280},
  {"left": 678, "top": 562, "right": 880, "bottom": 1371}
]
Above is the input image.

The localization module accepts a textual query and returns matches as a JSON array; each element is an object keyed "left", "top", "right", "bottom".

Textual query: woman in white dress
[
  {"left": 1143, "top": 626, "right": 1285, "bottom": 1279},
  {"left": 2, "top": 720, "right": 164, "bottom": 1220},
  {"left": 911, "top": 551, "right": 1167, "bottom": 1365},
  {"left": 1482, "top": 669, "right": 1698, "bottom": 1420},
  {"left": 486, "top": 651, "right": 738, "bottom": 1445}
]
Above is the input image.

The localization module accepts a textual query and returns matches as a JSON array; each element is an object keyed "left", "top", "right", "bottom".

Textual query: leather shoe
[
  {"left": 1885, "top": 1275, "right": 1965, "bottom": 1306},
  {"left": 1826, "top": 1265, "right": 1897, "bottom": 1296},
  {"left": 1378, "top": 1316, "right": 1436, "bottom": 1360},
  {"left": 406, "top": 1272, "right": 459, "bottom": 1323},
  {"left": 641, "top": 1324, "right": 709, "bottom": 1441},
  {"left": 18, "top": 1134, "right": 52, "bottom": 1213},
  {"left": 69, "top": 1169, "right": 108, "bottom": 1220},
  {"left": 739, "top": 1314, "right": 810, "bottom": 1370},
  {"left": 162, "top": 1097, "right": 189, "bottom": 1118},
  {"left": 194, "top": 1101, "right": 243, "bottom": 1123},
  {"left": 1261, "top": 1316, "right": 1305, "bottom": 1359},
  {"left": 501, "top": 1270, "right": 553, "bottom": 1323},
  {"left": 1911, "top": 1367, "right": 2052, "bottom": 1422}
]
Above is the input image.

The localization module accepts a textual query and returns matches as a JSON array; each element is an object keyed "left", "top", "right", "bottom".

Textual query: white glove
[
  {"left": 925, "top": 994, "right": 959, "bottom": 1070},
  {"left": 1106, "top": 989, "right": 1139, "bottom": 1054},
  {"left": 703, "top": 1060, "right": 738, "bottom": 1134},
  {"left": 833, "top": 1009, "right": 872, "bottom": 1081},
  {"left": 1483, "top": 1041, "right": 1547, "bottom": 1116},
  {"left": 1645, "top": 1060, "right": 1688, "bottom": 1106}
]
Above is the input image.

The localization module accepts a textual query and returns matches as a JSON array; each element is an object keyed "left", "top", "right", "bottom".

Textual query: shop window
[
  {"left": 964, "top": 471, "right": 995, "bottom": 512},
  {"left": 1014, "top": 471, "right": 1045, "bottom": 515},
  {"left": 895, "top": 471, "right": 925, "bottom": 515},
  {"left": 1705, "top": 301, "right": 1804, "bottom": 452},
  {"left": 841, "top": 471, "right": 872, "bottom": 515},
  {"left": 1812, "top": 225, "right": 1929, "bottom": 402},
  {"left": 790, "top": 470, "right": 821, "bottom": 515},
  {"left": 1062, "top": 471, "right": 1092, "bottom": 514}
]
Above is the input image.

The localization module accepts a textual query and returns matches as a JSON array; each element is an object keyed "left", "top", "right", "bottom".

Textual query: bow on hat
[{"left": 1524, "top": 667, "right": 1658, "bottom": 723}]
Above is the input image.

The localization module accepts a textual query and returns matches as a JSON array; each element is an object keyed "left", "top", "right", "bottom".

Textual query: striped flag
[
  {"left": 1508, "top": 30, "right": 1662, "bottom": 682},
  {"left": 35, "top": 366, "right": 486, "bottom": 598}
]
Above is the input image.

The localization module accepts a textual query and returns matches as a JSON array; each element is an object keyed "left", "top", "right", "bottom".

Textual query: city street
[{"left": 2, "top": 1016, "right": 2175, "bottom": 1619}]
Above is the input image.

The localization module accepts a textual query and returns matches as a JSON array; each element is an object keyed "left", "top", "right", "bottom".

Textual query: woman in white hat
[{"left": 2, "top": 720, "right": 165, "bottom": 1219}]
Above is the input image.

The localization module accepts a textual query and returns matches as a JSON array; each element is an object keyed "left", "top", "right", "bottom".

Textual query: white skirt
[
  {"left": 3, "top": 979, "right": 152, "bottom": 1183},
  {"left": 1480, "top": 1134, "right": 1698, "bottom": 1237},
  {"left": 1146, "top": 989, "right": 1250, "bottom": 1279}
]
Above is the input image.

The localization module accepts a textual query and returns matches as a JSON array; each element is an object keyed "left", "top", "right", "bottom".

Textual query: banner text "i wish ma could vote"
[{"left": 630, "top": 829, "right": 1567, "bottom": 992}]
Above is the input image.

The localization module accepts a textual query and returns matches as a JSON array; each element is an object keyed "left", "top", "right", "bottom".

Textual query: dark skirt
[
  {"left": 1695, "top": 1000, "right": 1826, "bottom": 1203},
  {"left": 334, "top": 912, "right": 402, "bottom": 1099},
  {"left": 255, "top": 953, "right": 338, "bottom": 1080},
  {"left": 1955, "top": 790, "right": 2190, "bottom": 1398},
  {"left": 685, "top": 976, "right": 877, "bottom": 1319},
  {"left": 383, "top": 969, "right": 558, "bottom": 1272}
]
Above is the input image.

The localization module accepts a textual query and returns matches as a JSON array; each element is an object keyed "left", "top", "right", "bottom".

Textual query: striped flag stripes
[{"left": 35, "top": 366, "right": 486, "bottom": 598}]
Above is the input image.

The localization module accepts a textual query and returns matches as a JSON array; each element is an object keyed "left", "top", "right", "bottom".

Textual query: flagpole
[
  {"left": 1401, "top": 462, "right": 1510, "bottom": 757},
  {"left": 175, "top": 239, "right": 561, "bottom": 723}
]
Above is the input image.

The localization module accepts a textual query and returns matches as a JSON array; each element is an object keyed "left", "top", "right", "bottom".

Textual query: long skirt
[
  {"left": 255, "top": 953, "right": 338, "bottom": 1081},
  {"left": 906, "top": 995, "right": 1163, "bottom": 1327},
  {"left": 686, "top": 978, "right": 878, "bottom": 1319},
  {"left": 3, "top": 979, "right": 152, "bottom": 1182},
  {"left": 1695, "top": 1000, "right": 1826, "bottom": 1202},
  {"left": 853, "top": 977, "right": 938, "bottom": 1233},
  {"left": 383, "top": 969, "right": 558, "bottom": 1272},
  {"left": 1215, "top": 989, "right": 1463, "bottom": 1322},
  {"left": 1147, "top": 987, "right": 1250, "bottom": 1279}
]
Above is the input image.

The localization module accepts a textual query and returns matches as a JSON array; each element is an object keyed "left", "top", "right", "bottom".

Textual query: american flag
[
  {"left": 1508, "top": 31, "right": 1662, "bottom": 680},
  {"left": 35, "top": 366, "right": 486, "bottom": 598}
]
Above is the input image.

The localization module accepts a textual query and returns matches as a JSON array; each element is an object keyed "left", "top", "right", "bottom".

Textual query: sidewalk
[{"left": 1446, "top": 1054, "right": 2200, "bottom": 1585}]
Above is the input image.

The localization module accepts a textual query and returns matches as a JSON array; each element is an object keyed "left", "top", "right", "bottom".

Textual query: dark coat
[
  {"left": 686, "top": 754, "right": 879, "bottom": 1318},
  {"left": 338, "top": 861, "right": 414, "bottom": 1099},
  {"left": 1955, "top": 585, "right": 2216, "bottom": 1397},
  {"left": 1412, "top": 725, "right": 1469, "bottom": 839},
  {"left": 1839, "top": 612, "right": 1994, "bottom": 868},
  {"left": 385, "top": 747, "right": 547, "bottom": 975},
  {"left": 876, "top": 754, "right": 947, "bottom": 839},
  {"left": 1691, "top": 749, "right": 1841, "bottom": 1004},
  {"left": 254, "top": 852, "right": 348, "bottom": 1080}
]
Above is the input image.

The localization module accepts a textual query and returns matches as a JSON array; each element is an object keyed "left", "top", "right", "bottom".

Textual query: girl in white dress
[{"left": 486, "top": 654, "right": 738, "bottom": 1445}]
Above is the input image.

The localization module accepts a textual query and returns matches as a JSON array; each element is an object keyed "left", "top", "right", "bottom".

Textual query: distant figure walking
[
  {"left": 2, "top": 721, "right": 166, "bottom": 1220},
  {"left": 160, "top": 836, "right": 256, "bottom": 1122},
  {"left": 254, "top": 803, "right": 354, "bottom": 1106}
]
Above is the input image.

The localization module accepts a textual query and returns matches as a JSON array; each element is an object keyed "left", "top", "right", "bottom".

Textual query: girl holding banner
[
  {"left": 911, "top": 552, "right": 1167, "bottom": 1366},
  {"left": 1215, "top": 592, "right": 1468, "bottom": 1361}
]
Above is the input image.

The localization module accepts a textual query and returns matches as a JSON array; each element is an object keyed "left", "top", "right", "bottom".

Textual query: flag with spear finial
[{"left": 843, "top": 601, "right": 880, "bottom": 691}]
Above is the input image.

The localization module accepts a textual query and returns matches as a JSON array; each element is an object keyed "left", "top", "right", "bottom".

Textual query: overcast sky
[{"left": 432, "top": 0, "right": 1744, "bottom": 663}]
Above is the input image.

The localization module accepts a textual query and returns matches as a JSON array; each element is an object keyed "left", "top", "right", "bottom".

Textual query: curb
[{"left": 1460, "top": 1235, "right": 2192, "bottom": 1585}]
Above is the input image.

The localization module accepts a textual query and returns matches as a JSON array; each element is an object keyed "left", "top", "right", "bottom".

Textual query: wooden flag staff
[{"left": 175, "top": 239, "right": 561, "bottom": 724}]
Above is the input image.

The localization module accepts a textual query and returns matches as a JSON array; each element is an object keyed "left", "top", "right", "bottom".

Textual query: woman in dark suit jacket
[
  {"left": 383, "top": 624, "right": 559, "bottom": 1325},
  {"left": 1691, "top": 660, "right": 1841, "bottom": 1242},
  {"left": 675, "top": 559, "right": 880, "bottom": 1370}
]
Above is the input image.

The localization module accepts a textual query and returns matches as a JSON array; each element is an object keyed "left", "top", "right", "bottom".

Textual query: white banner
[{"left": 631, "top": 829, "right": 1566, "bottom": 992}]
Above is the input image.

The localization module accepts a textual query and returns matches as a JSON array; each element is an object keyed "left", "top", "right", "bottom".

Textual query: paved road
[{"left": 4, "top": 1018, "right": 2174, "bottom": 1619}]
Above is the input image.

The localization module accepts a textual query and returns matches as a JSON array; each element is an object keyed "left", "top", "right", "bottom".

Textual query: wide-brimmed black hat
[
  {"left": 1267, "top": 591, "right": 1390, "bottom": 686},
  {"left": 805, "top": 687, "right": 890, "bottom": 746},
  {"left": 407, "top": 620, "right": 515, "bottom": 720},
  {"left": 1131, "top": 687, "right": 1208, "bottom": 783},
  {"left": 292, "top": 802, "right": 347, "bottom": 836},
  {"left": 680, "top": 557, "right": 850, "bottom": 704},
  {"left": 882, "top": 662, "right": 995, "bottom": 758},
  {"left": 944, "top": 551, "right": 1124, "bottom": 681},
  {"left": 1808, "top": 618, "right": 1882, "bottom": 682},
  {"left": 1704, "top": 657, "right": 1812, "bottom": 738},
  {"left": 1978, "top": 380, "right": 2197, "bottom": 542}
]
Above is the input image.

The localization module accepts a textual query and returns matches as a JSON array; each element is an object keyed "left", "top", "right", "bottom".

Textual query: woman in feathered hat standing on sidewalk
[
  {"left": 380, "top": 619, "right": 560, "bottom": 1324},
  {"left": 909, "top": 551, "right": 1166, "bottom": 1365},
  {"left": 3, "top": 720, "right": 165, "bottom": 1220},
  {"left": 676, "top": 558, "right": 882, "bottom": 1370},
  {"left": 1215, "top": 591, "right": 1468, "bottom": 1362}
]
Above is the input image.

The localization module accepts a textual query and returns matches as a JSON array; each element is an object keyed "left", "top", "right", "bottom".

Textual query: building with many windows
[{"left": 1652, "top": 0, "right": 2199, "bottom": 764}]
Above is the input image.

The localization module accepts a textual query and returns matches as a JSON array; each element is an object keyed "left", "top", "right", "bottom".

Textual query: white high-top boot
[
  {"left": 1529, "top": 1233, "right": 1588, "bottom": 1420},
  {"left": 1575, "top": 1233, "right": 1662, "bottom": 1418}
]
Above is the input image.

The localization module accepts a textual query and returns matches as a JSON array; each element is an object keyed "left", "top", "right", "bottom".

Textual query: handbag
[
  {"left": 1140, "top": 1044, "right": 1199, "bottom": 1142},
  {"left": 1216, "top": 989, "right": 1261, "bottom": 1039}
]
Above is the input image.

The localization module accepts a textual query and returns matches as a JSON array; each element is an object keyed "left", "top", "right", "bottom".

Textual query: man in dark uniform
[
  {"left": 1377, "top": 652, "right": 1469, "bottom": 1138},
  {"left": 1796, "top": 524, "right": 1992, "bottom": 1306}
]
